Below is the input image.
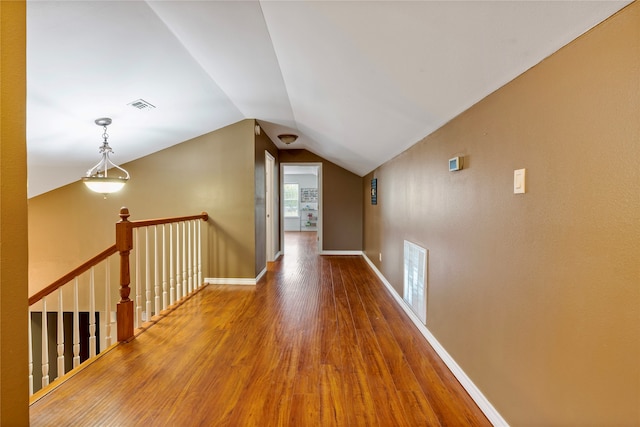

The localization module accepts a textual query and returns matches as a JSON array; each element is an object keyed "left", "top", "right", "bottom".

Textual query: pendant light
[{"left": 82, "top": 118, "right": 129, "bottom": 195}]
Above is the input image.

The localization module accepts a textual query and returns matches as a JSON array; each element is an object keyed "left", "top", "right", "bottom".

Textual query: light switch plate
[{"left": 514, "top": 169, "right": 526, "bottom": 194}]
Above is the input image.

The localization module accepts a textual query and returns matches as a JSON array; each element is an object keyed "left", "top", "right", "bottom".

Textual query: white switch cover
[{"left": 514, "top": 169, "right": 526, "bottom": 194}]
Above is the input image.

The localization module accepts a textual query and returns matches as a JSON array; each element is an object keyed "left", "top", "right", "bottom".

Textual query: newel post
[{"left": 116, "top": 207, "right": 134, "bottom": 342}]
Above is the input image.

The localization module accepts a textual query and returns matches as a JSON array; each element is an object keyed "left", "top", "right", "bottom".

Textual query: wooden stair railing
[
  {"left": 115, "top": 207, "right": 209, "bottom": 341},
  {"left": 28, "top": 207, "right": 208, "bottom": 397}
]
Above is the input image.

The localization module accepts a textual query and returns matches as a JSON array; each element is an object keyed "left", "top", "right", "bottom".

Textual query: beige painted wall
[
  {"left": 363, "top": 4, "right": 639, "bottom": 425},
  {"left": 0, "top": 1, "right": 30, "bottom": 424},
  {"left": 280, "top": 149, "right": 363, "bottom": 251},
  {"left": 29, "top": 119, "right": 260, "bottom": 299}
]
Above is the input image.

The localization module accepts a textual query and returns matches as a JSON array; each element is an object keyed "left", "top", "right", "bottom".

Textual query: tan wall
[
  {"left": 363, "top": 4, "right": 640, "bottom": 426},
  {"left": 0, "top": 1, "right": 30, "bottom": 424},
  {"left": 254, "top": 123, "right": 280, "bottom": 274},
  {"left": 279, "top": 149, "right": 363, "bottom": 251},
  {"left": 29, "top": 119, "right": 259, "bottom": 297}
]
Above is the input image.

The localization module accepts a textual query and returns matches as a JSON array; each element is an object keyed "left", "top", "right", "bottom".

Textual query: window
[{"left": 283, "top": 183, "right": 299, "bottom": 217}]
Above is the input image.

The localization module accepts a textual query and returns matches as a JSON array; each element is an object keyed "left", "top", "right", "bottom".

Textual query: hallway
[{"left": 30, "top": 232, "right": 490, "bottom": 426}]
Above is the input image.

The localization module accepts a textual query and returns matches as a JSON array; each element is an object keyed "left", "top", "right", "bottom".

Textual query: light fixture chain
[{"left": 102, "top": 125, "right": 109, "bottom": 143}]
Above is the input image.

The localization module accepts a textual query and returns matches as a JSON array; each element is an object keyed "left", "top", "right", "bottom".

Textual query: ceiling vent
[{"left": 128, "top": 99, "right": 156, "bottom": 111}]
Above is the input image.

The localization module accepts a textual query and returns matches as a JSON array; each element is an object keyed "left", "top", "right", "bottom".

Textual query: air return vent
[
  {"left": 403, "top": 240, "right": 427, "bottom": 325},
  {"left": 127, "top": 99, "right": 156, "bottom": 110}
]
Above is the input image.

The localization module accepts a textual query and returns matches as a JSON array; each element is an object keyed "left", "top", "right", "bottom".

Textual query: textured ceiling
[{"left": 26, "top": 0, "right": 630, "bottom": 197}]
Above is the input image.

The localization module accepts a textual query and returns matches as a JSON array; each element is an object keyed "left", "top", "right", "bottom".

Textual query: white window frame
[{"left": 283, "top": 183, "right": 299, "bottom": 218}]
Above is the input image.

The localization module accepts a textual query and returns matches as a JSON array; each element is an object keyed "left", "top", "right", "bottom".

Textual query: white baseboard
[
  {"left": 274, "top": 251, "right": 282, "bottom": 261},
  {"left": 205, "top": 277, "right": 257, "bottom": 286},
  {"left": 255, "top": 267, "right": 266, "bottom": 283},
  {"left": 320, "top": 250, "right": 364, "bottom": 256},
  {"left": 361, "top": 254, "right": 508, "bottom": 427},
  {"left": 205, "top": 266, "right": 267, "bottom": 286}
]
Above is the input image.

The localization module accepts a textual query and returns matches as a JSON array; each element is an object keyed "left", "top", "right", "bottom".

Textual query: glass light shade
[
  {"left": 82, "top": 177, "right": 128, "bottom": 194},
  {"left": 278, "top": 134, "right": 298, "bottom": 144}
]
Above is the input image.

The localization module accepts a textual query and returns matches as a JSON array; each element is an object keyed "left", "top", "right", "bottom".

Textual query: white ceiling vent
[{"left": 128, "top": 99, "right": 156, "bottom": 111}]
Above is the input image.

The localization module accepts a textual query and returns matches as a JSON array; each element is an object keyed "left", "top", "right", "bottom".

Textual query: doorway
[{"left": 281, "top": 163, "right": 322, "bottom": 254}]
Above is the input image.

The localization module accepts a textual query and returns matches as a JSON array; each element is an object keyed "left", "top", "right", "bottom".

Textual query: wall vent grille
[{"left": 403, "top": 240, "right": 427, "bottom": 325}]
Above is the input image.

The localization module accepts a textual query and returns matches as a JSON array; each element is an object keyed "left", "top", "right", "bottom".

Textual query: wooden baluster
[
  {"left": 198, "top": 218, "right": 203, "bottom": 288},
  {"left": 170, "top": 223, "right": 175, "bottom": 305},
  {"left": 162, "top": 224, "right": 168, "bottom": 310},
  {"left": 145, "top": 227, "right": 151, "bottom": 321},
  {"left": 176, "top": 222, "right": 182, "bottom": 300},
  {"left": 135, "top": 228, "right": 142, "bottom": 327},
  {"left": 73, "top": 277, "right": 80, "bottom": 368},
  {"left": 182, "top": 221, "right": 187, "bottom": 297},
  {"left": 116, "top": 207, "right": 134, "bottom": 342},
  {"left": 41, "top": 296, "right": 49, "bottom": 388},
  {"left": 29, "top": 312, "right": 33, "bottom": 396},
  {"left": 154, "top": 225, "right": 160, "bottom": 315},
  {"left": 56, "top": 288, "right": 64, "bottom": 379},
  {"left": 105, "top": 257, "right": 112, "bottom": 348},
  {"left": 89, "top": 267, "right": 96, "bottom": 358},
  {"left": 187, "top": 221, "right": 193, "bottom": 294}
]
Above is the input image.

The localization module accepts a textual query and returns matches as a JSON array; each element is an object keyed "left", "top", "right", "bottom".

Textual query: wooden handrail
[
  {"left": 129, "top": 212, "right": 208, "bottom": 229},
  {"left": 29, "top": 209, "right": 209, "bottom": 304},
  {"left": 28, "top": 245, "right": 118, "bottom": 306}
]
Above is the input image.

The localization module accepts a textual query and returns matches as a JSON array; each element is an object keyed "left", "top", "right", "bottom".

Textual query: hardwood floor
[{"left": 30, "top": 232, "right": 491, "bottom": 426}]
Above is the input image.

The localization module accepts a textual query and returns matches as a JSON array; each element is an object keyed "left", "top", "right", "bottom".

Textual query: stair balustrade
[{"left": 28, "top": 207, "right": 208, "bottom": 398}]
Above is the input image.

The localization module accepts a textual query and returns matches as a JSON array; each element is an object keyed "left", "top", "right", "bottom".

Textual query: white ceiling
[{"left": 26, "top": 0, "right": 630, "bottom": 198}]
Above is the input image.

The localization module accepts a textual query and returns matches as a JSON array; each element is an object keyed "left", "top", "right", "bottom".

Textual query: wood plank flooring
[{"left": 30, "top": 232, "right": 491, "bottom": 426}]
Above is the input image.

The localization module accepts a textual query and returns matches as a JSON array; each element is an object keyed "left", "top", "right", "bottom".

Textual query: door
[{"left": 265, "top": 151, "right": 276, "bottom": 262}]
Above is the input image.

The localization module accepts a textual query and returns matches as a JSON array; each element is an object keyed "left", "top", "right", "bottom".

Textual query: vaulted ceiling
[{"left": 26, "top": 0, "right": 630, "bottom": 197}]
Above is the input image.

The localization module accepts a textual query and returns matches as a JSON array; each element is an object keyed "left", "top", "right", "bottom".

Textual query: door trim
[{"left": 280, "top": 162, "right": 322, "bottom": 254}]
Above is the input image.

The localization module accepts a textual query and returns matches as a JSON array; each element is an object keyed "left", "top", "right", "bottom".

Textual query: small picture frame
[{"left": 371, "top": 178, "right": 377, "bottom": 205}]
